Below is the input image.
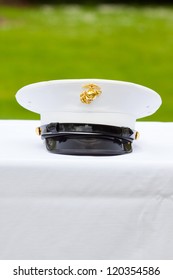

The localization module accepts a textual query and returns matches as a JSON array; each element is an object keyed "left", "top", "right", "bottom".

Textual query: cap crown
[{"left": 16, "top": 79, "right": 162, "bottom": 128}]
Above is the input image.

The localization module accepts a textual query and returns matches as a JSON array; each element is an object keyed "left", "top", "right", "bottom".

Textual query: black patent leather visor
[{"left": 39, "top": 123, "right": 137, "bottom": 156}]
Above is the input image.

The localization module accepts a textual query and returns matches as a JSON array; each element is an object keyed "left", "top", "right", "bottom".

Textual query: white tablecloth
[{"left": 0, "top": 120, "right": 173, "bottom": 260}]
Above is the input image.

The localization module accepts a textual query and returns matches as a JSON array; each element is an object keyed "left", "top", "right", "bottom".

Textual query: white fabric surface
[{"left": 0, "top": 120, "right": 173, "bottom": 260}]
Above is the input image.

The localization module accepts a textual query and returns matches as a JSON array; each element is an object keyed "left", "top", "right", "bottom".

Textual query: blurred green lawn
[{"left": 0, "top": 5, "right": 173, "bottom": 121}]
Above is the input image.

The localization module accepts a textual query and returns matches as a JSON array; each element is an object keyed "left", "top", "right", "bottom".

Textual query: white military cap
[{"left": 16, "top": 79, "right": 162, "bottom": 155}]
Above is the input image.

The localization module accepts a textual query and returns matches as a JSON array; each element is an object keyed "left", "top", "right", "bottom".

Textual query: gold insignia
[{"left": 80, "top": 83, "right": 102, "bottom": 104}]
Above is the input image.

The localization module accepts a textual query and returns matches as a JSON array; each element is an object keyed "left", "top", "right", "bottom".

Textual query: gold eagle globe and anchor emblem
[{"left": 80, "top": 83, "right": 102, "bottom": 104}]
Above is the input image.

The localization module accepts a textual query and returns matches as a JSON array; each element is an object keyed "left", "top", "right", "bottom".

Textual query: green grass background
[{"left": 0, "top": 5, "right": 173, "bottom": 121}]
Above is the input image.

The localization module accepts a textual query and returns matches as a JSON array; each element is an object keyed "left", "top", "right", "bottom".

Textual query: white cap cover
[{"left": 16, "top": 79, "right": 162, "bottom": 129}]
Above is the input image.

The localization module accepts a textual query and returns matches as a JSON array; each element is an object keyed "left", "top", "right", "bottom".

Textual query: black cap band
[{"left": 40, "top": 123, "right": 136, "bottom": 156}]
